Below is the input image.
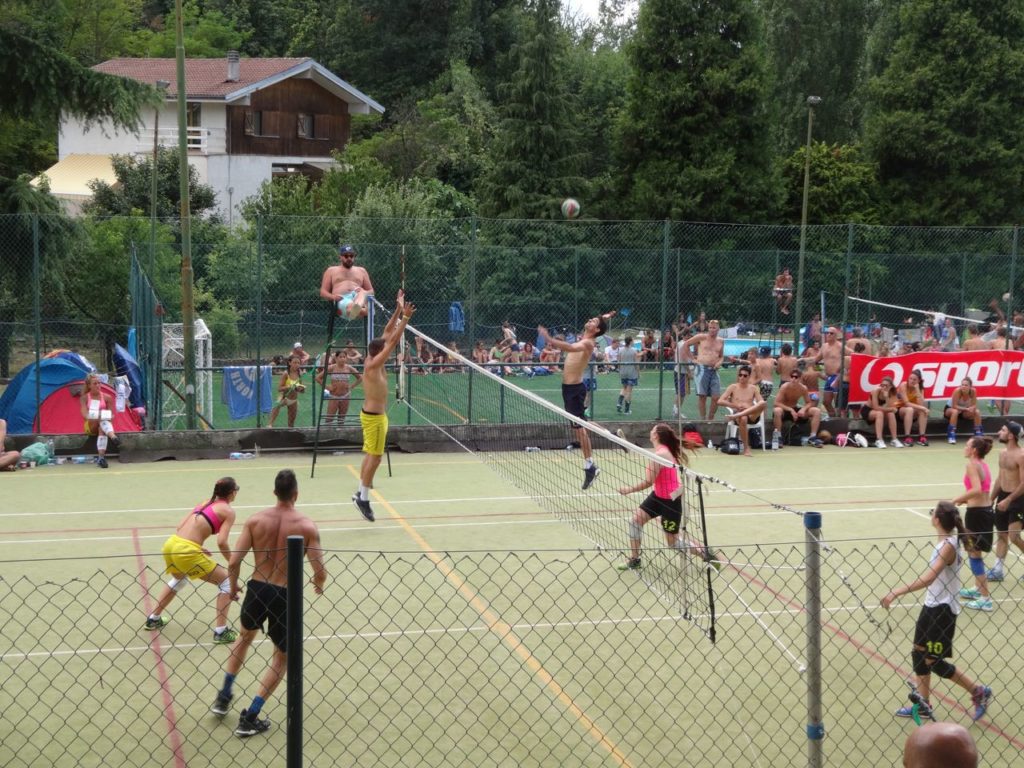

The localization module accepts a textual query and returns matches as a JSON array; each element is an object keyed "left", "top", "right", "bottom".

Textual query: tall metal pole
[
  {"left": 175, "top": 0, "right": 196, "bottom": 429},
  {"left": 804, "top": 511, "right": 824, "bottom": 768},
  {"left": 794, "top": 96, "right": 821, "bottom": 353},
  {"left": 150, "top": 80, "right": 169, "bottom": 279}
]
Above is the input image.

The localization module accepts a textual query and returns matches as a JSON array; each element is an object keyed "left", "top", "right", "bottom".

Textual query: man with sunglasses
[
  {"left": 319, "top": 243, "right": 374, "bottom": 319},
  {"left": 719, "top": 364, "right": 767, "bottom": 457},
  {"left": 771, "top": 368, "right": 823, "bottom": 450}
]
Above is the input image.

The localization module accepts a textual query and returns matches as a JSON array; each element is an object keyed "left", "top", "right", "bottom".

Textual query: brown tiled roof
[{"left": 93, "top": 58, "right": 309, "bottom": 99}]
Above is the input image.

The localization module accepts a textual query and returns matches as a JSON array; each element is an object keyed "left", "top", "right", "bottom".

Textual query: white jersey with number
[{"left": 923, "top": 535, "right": 960, "bottom": 614}]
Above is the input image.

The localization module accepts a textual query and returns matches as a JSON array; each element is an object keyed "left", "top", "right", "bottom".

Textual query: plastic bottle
[
  {"left": 46, "top": 439, "right": 55, "bottom": 459},
  {"left": 707, "top": 438, "right": 714, "bottom": 450},
  {"left": 229, "top": 452, "right": 243, "bottom": 460},
  {"left": 525, "top": 446, "right": 541, "bottom": 453},
  {"left": 72, "top": 455, "right": 87, "bottom": 464}
]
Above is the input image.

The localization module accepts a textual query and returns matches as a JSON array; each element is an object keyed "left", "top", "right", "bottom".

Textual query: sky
[{"left": 566, "top": 0, "right": 600, "bottom": 20}]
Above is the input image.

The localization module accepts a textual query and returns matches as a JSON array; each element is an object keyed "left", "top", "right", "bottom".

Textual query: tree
[
  {"left": 83, "top": 147, "right": 217, "bottom": 218},
  {"left": 615, "top": 0, "right": 780, "bottom": 222},
  {"left": 863, "top": 0, "right": 1024, "bottom": 225},
  {"left": 477, "top": 0, "right": 584, "bottom": 219},
  {"left": 125, "top": 0, "right": 246, "bottom": 57},
  {"left": 781, "top": 142, "right": 880, "bottom": 225},
  {"left": 762, "top": 0, "right": 873, "bottom": 151}
]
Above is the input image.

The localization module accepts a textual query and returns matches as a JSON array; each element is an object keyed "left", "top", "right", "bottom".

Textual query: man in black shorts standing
[
  {"left": 211, "top": 469, "right": 327, "bottom": 736},
  {"left": 987, "top": 421, "right": 1024, "bottom": 582},
  {"left": 539, "top": 314, "right": 610, "bottom": 490}
]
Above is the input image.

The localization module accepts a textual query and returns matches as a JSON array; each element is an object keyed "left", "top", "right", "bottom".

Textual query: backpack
[
  {"left": 785, "top": 419, "right": 812, "bottom": 447},
  {"left": 719, "top": 437, "right": 742, "bottom": 455}
]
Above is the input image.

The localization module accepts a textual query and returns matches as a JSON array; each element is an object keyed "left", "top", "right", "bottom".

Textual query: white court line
[{"left": 11, "top": 593, "right": 1020, "bottom": 665}]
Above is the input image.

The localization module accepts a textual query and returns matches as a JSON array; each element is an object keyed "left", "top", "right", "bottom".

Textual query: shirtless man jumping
[
  {"left": 686, "top": 319, "right": 725, "bottom": 420},
  {"left": 539, "top": 313, "right": 611, "bottom": 490},
  {"left": 987, "top": 421, "right": 1024, "bottom": 582},
  {"left": 719, "top": 364, "right": 767, "bottom": 457},
  {"left": 319, "top": 244, "right": 375, "bottom": 320},
  {"left": 211, "top": 469, "right": 327, "bottom": 737}
]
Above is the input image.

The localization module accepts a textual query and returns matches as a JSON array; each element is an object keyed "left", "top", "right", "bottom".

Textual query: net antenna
[
  {"left": 396, "top": 245, "right": 408, "bottom": 402},
  {"left": 371, "top": 298, "right": 719, "bottom": 642}
]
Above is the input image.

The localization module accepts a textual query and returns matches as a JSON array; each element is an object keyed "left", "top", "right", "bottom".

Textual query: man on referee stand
[{"left": 539, "top": 312, "right": 614, "bottom": 490}]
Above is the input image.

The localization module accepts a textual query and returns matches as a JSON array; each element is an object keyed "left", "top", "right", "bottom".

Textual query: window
[
  {"left": 297, "top": 113, "right": 313, "bottom": 138},
  {"left": 244, "top": 110, "right": 262, "bottom": 136},
  {"left": 186, "top": 102, "right": 201, "bottom": 128}
]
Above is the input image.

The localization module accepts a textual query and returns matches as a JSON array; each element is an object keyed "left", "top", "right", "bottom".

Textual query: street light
[
  {"left": 149, "top": 80, "right": 170, "bottom": 278},
  {"left": 794, "top": 95, "right": 821, "bottom": 352}
]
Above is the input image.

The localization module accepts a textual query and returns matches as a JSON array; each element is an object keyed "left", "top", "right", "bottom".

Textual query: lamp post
[
  {"left": 149, "top": 80, "right": 170, "bottom": 278},
  {"left": 794, "top": 95, "right": 821, "bottom": 352}
]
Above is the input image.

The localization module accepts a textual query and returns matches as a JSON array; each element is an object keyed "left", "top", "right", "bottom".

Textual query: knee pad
[
  {"left": 167, "top": 576, "right": 187, "bottom": 592},
  {"left": 628, "top": 521, "right": 644, "bottom": 541},
  {"left": 969, "top": 556, "right": 986, "bottom": 577},
  {"left": 911, "top": 649, "right": 930, "bottom": 676},
  {"left": 931, "top": 659, "right": 956, "bottom": 679},
  {"left": 96, "top": 435, "right": 108, "bottom": 452},
  {"left": 218, "top": 578, "right": 231, "bottom": 595}
]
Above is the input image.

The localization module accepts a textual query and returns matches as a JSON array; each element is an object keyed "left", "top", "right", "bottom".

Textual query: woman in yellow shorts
[{"left": 143, "top": 477, "right": 240, "bottom": 643}]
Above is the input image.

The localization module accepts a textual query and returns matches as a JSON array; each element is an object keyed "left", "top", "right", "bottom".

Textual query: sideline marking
[
  {"left": 345, "top": 465, "right": 635, "bottom": 768},
  {"left": 132, "top": 528, "right": 187, "bottom": 768}
]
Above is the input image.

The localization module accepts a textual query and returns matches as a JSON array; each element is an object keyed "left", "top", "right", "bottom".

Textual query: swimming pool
[{"left": 722, "top": 337, "right": 785, "bottom": 357}]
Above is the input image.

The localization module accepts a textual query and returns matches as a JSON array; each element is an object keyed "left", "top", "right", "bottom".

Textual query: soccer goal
[{"left": 161, "top": 319, "right": 213, "bottom": 429}]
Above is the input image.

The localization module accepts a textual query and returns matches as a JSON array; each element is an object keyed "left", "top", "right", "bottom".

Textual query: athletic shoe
[
  {"left": 624, "top": 405, "right": 631, "bottom": 414},
  {"left": 702, "top": 547, "right": 722, "bottom": 572},
  {"left": 965, "top": 597, "right": 993, "bottom": 612},
  {"left": 97, "top": 456, "right": 109, "bottom": 468},
  {"left": 584, "top": 408, "right": 591, "bottom": 418},
  {"left": 918, "top": 436, "right": 929, "bottom": 446},
  {"left": 972, "top": 685, "right": 993, "bottom": 721},
  {"left": 948, "top": 434, "right": 957, "bottom": 445},
  {"left": 143, "top": 615, "right": 169, "bottom": 631},
  {"left": 902, "top": 437, "right": 913, "bottom": 447},
  {"left": 891, "top": 439, "right": 905, "bottom": 448},
  {"left": 616, "top": 404, "right": 622, "bottom": 413},
  {"left": 895, "top": 699, "right": 932, "bottom": 720},
  {"left": 353, "top": 496, "right": 375, "bottom": 522},
  {"left": 959, "top": 587, "right": 981, "bottom": 599},
  {"left": 807, "top": 437, "right": 824, "bottom": 448},
  {"left": 986, "top": 568, "right": 1004, "bottom": 582},
  {"left": 874, "top": 439, "right": 887, "bottom": 449},
  {"left": 235, "top": 709, "right": 271, "bottom": 737},
  {"left": 582, "top": 465, "right": 600, "bottom": 491},
  {"left": 213, "top": 628, "right": 238, "bottom": 644},
  {"left": 672, "top": 405, "right": 679, "bottom": 418},
  {"left": 211, "top": 693, "right": 233, "bottom": 716},
  {"left": 616, "top": 557, "right": 641, "bottom": 571}
]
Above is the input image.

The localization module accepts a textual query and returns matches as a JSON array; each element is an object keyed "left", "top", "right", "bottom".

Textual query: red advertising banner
[{"left": 848, "top": 351, "right": 1024, "bottom": 403}]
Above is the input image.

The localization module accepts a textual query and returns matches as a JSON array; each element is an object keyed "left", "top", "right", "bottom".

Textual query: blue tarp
[
  {"left": 113, "top": 343, "right": 146, "bottom": 409},
  {"left": 221, "top": 367, "right": 274, "bottom": 420},
  {"left": 0, "top": 357, "right": 93, "bottom": 434}
]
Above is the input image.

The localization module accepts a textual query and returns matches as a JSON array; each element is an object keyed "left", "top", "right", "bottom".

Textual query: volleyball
[{"left": 561, "top": 198, "right": 581, "bottom": 219}]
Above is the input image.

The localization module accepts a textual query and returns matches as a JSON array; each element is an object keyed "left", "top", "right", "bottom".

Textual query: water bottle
[
  {"left": 115, "top": 380, "right": 127, "bottom": 412},
  {"left": 525, "top": 446, "right": 540, "bottom": 453},
  {"left": 241, "top": 452, "right": 255, "bottom": 459},
  {"left": 46, "top": 439, "right": 55, "bottom": 460},
  {"left": 229, "top": 452, "right": 243, "bottom": 460},
  {"left": 707, "top": 438, "right": 714, "bottom": 449},
  {"left": 72, "top": 455, "right": 87, "bottom": 464}
]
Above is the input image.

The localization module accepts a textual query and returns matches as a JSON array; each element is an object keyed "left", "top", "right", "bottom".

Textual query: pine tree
[
  {"left": 864, "top": 0, "right": 1024, "bottom": 224},
  {"left": 615, "top": 0, "right": 779, "bottom": 222}
]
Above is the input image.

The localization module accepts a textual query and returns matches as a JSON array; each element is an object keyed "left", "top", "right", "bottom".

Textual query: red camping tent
[{"left": 34, "top": 380, "right": 143, "bottom": 434}]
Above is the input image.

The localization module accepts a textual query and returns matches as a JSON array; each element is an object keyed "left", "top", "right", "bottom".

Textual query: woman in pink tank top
[
  {"left": 615, "top": 423, "right": 713, "bottom": 571},
  {"left": 952, "top": 436, "right": 996, "bottom": 611}
]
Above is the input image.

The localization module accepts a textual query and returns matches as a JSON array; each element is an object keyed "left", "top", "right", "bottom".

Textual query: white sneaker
[
  {"left": 947, "top": 435, "right": 957, "bottom": 445},
  {"left": 891, "top": 439, "right": 904, "bottom": 448},
  {"left": 874, "top": 439, "right": 887, "bottom": 449},
  {"left": 672, "top": 405, "right": 679, "bottom": 418}
]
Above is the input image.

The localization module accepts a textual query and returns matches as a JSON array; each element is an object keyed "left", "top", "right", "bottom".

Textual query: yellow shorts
[
  {"left": 161, "top": 534, "right": 217, "bottom": 580},
  {"left": 360, "top": 410, "right": 388, "bottom": 456}
]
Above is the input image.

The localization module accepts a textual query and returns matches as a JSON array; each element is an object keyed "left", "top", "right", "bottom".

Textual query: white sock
[
  {"left": 214, "top": 626, "right": 227, "bottom": 635},
  {"left": 359, "top": 484, "right": 369, "bottom": 501},
  {"left": 995, "top": 558, "right": 1005, "bottom": 571},
  {"left": 149, "top": 614, "right": 159, "bottom": 620},
  {"left": 584, "top": 458, "right": 594, "bottom": 469}
]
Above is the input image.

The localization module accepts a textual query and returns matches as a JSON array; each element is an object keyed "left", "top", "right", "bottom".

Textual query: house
[{"left": 36, "top": 53, "right": 384, "bottom": 221}]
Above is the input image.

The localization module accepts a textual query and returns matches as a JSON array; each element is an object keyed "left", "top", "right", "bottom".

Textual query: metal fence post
[
  {"left": 286, "top": 535, "right": 304, "bottom": 768},
  {"left": 256, "top": 225, "right": 264, "bottom": 427},
  {"left": 32, "top": 213, "right": 41, "bottom": 428},
  {"left": 467, "top": 217, "right": 477, "bottom": 424},
  {"left": 804, "top": 511, "right": 824, "bottom": 768},
  {"left": 657, "top": 220, "right": 670, "bottom": 419}
]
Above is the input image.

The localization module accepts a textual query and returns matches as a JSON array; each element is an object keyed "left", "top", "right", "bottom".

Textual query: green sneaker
[
  {"left": 616, "top": 557, "right": 641, "bottom": 571},
  {"left": 213, "top": 628, "right": 238, "bottom": 644},
  {"left": 959, "top": 587, "right": 981, "bottom": 600},
  {"left": 143, "top": 615, "right": 169, "bottom": 631}
]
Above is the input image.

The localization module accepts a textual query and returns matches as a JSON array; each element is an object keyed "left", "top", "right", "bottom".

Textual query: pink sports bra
[
  {"left": 963, "top": 461, "right": 991, "bottom": 494},
  {"left": 653, "top": 461, "right": 681, "bottom": 499},
  {"left": 193, "top": 501, "right": 223, "bottom": 534}
]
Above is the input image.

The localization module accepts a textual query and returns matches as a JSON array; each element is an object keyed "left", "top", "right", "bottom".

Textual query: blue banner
[{"left": 222, "top": 367, "right": 274, "bottom": 420}]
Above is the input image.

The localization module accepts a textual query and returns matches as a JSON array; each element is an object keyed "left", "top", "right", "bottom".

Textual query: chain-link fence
[
  {"left": 4, "top": 213, "right": 1024, "bottom": 429},
  {"left": 0, "top": 532, "right": 1017, "bottom": 767}
]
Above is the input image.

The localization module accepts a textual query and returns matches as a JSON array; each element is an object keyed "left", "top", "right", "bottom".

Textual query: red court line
[
  {"left": 133, "top": 528, "right": 188, "bottom": 768},
  {"left": 725, "top": 560, "right": 1024, "bottom": 749}
]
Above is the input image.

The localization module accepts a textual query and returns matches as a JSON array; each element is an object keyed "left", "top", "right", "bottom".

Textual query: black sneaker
[
  {"left": 97, "top": 456, "right": 109, "bottom": 469},
  {"left": 616, "top": 557, "right": 641, "bottom": 571},
  {"left": 235, "top": 708, "right": 271, "bottom": 737},
  {"left": 353, "top": 495, "right": 375, "bottom": 522},
  {"left": 143, "top": 615, "right": 169, "bottom": 631},
  {"left": 211, "top": 693, "right": 233, "bottom": 716},
  {"left": 582, "top": 465, "right": 600, "bottom": 490}
]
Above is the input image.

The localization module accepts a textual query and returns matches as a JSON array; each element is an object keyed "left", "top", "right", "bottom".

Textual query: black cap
[
  {"left": 1008, "top": 421, "right": 1023, "bottom": 439},
  {"left": 339, "top": 244, "right": 356, "bottom": 256}
]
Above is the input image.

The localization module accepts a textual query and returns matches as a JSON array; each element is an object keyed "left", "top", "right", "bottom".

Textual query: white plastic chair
[{"left": 725, "top": 407, "right": 768, "bottom": 452}]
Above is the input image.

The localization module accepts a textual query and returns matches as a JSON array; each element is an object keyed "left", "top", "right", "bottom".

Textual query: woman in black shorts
[
  {"left": 952, "top": 436, "right": 995, "bottom": 612},
  {"left": 881, "top": 501, "right": 992, "bottom": 721}
]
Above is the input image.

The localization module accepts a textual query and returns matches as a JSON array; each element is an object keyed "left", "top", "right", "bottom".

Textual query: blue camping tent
[
  {"left": 0, "top": 356, "right": 95, "bottom": 434},
  {"left": 113, "top": 343, "right": 146, "bottom": 409}
]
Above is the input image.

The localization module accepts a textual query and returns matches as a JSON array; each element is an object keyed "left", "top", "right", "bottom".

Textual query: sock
[
  {"left": 947, "top": 425, "right": 955, "bottom": 435},
  {"left": 214, "top": 625, "right": 227, "bottom": 635},
  {"left": 617, "top": 394, "right": 624, "bottom": 406},
  {"left": 221, "top": 672, "right": 236, "bottom": 698},
  {"left": 359, "top": 484, "right": 369, "bottom": 501},
  {"left": 995, "top": 558, "right": 1005, "bottom": 571},
  {"left": 149, "top": 613, "right": 160, "bottom": 621},
  {"left": 249, "top": 695, "right": 266, "bottom": 716},
  {"left": 584, "top": 458, "right": 594, "bottom": 469}
]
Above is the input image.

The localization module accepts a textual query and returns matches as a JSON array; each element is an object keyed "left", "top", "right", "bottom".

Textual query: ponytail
[
  {"left": 933, "top": 500, "right": 965, "bottom": 542},
  {"left": 210, "top": 476, "right": 238, "bottom": 505}
]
